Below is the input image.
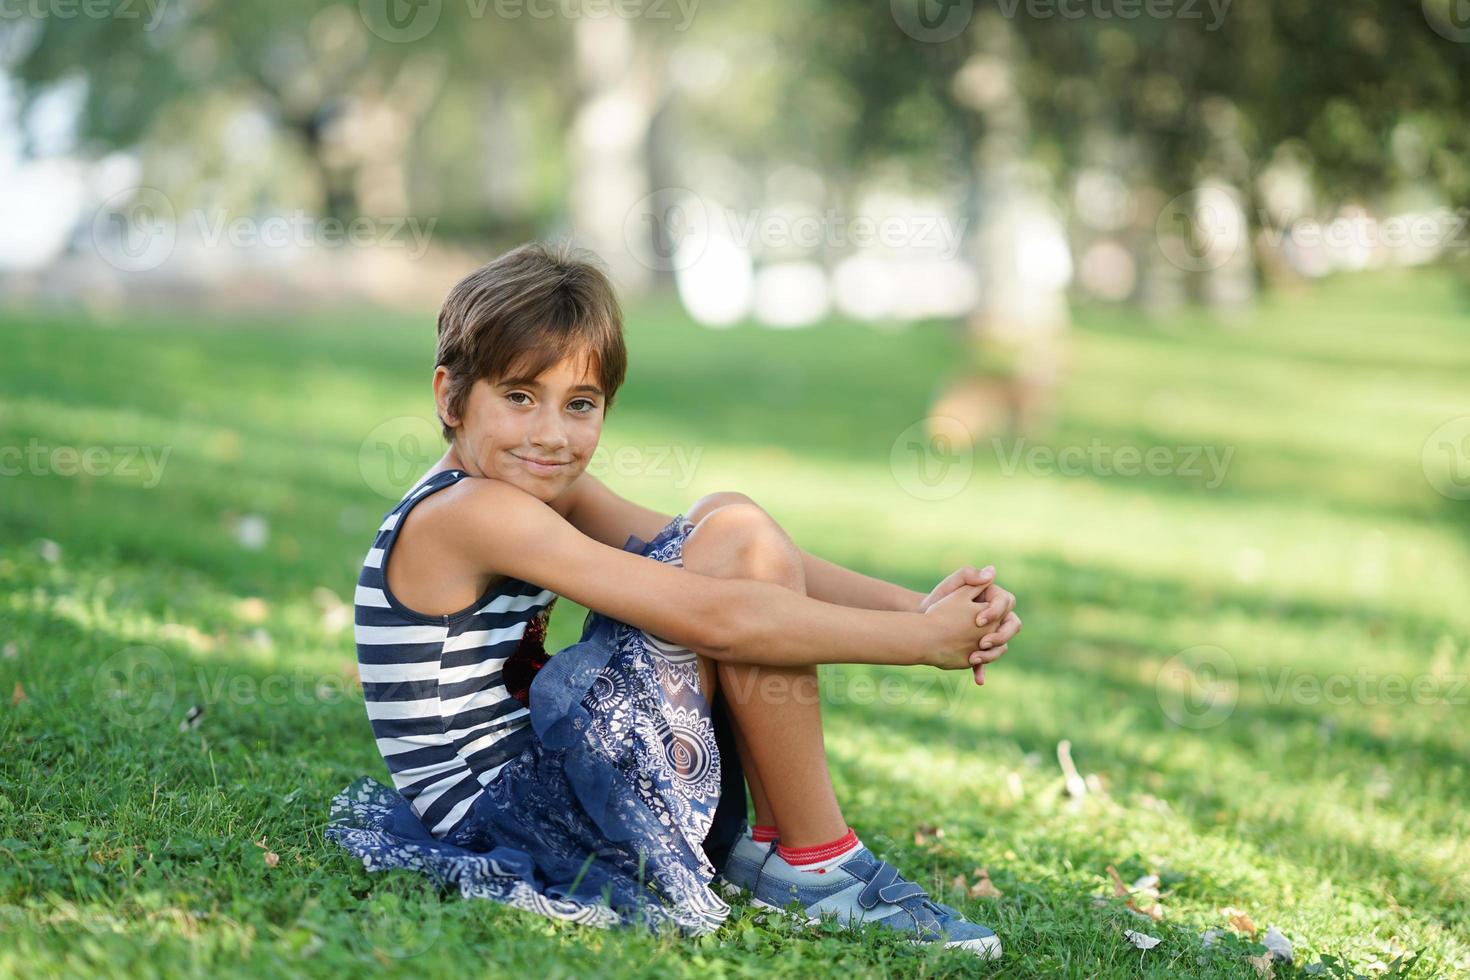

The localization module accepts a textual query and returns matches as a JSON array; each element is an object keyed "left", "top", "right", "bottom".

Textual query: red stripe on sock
[
  {"left": 776, "top": 828, "right": 858, "bottom": 866},
  {"left": 751, "top": 824, "right": 779, "bottom": 843}
]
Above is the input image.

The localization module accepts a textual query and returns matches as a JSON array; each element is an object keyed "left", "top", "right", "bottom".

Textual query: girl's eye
[{"left": 508, "top": 392, "right": 596, "bottom": 412}]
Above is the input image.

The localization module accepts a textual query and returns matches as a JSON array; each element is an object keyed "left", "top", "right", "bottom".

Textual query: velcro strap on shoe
[
  {"left": 877, "top": 881, "right": 928, "bottom": 906},
  {"left": 857, "top": 862, "right": 901, "bottom": 910}
]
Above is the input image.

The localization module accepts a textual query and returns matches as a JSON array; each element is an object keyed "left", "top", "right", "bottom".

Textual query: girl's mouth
[{"left": 513, "top": 453, "right": 569, "bottom": 475}]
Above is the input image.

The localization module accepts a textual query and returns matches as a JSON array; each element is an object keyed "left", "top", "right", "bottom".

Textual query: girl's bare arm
[
  {"left": 563, "top": 472, "right": 924, "bottom": 612},
  {"left": 796, "top": 547, "right": 925, "bottom": 611},
  {"left": 433, "top": 477, "right": 989, "bottom": 670}
]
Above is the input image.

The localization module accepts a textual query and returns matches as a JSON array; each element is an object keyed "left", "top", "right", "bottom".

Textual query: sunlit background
[
  {"left": 4, "top": 3, "right": 1469, "bottom": 326},
  {"left": 2, "top": 2, "right": 1469, "bottom": 976}
]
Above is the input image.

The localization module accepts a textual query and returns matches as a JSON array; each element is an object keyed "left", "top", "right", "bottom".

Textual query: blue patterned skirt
[{"left": 326, "top": 514, "right": 746, "bottom": 936}]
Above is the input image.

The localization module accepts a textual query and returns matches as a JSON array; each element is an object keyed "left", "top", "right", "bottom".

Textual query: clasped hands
[{"left": 918, "top": 566, "right": 1021, "bottom": 686}]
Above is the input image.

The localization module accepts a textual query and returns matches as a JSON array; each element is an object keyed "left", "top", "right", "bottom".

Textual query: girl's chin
[{"left": 505, "top": 467, "right": 571, "bottom": 496}]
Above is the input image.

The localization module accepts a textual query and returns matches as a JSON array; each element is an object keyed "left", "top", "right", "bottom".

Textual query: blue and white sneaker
[
  {"left": 713, "top": 826, "right": 774, "bottom": 897},
  {"left": 752, "top": 847, "right": 1002, "bottom": 959}
]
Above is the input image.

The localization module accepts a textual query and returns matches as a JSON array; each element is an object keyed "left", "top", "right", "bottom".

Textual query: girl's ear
[{"left": 432, "top": 366, "right": 460, "bottom": 428}]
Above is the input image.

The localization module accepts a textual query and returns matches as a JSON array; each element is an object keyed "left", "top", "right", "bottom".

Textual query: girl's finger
[
  {"left": 971, "top": 643, "right": 1008, "bottom": 664},
  {"left": 981, "top": 613, "right": 1021, "bottom": 648},
  {"left": 973, "top": 663, "right": 986, "bottom": 685}
]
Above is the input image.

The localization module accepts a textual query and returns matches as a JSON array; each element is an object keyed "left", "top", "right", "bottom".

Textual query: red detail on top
[
  {"left": 776, "top": 827, "right": 859, "bottom": 866},
  {"left": 751, "top": 824, "right": 780, "bottom": 843},
  {"left": 504, "top": 600, "right": 556, "bottom": 707}
]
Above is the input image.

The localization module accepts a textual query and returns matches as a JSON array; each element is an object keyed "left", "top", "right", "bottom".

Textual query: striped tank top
[{"left": 353, "top": 468, "right": 557, "bottom": 838}]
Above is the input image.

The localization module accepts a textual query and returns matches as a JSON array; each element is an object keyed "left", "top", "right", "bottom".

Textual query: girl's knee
[
  {"left": 683, "top": 501, "right": 804, "bottom": 591},
  {"left": 686, "top": 490, "right": 757, "bottom": 526}
]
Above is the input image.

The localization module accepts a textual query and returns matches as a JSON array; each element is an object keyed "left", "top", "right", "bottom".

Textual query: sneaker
[
  {"left": 713, "top": 826, "right": 774, "bottom": 897},
  {"left": 752, "top": 847, "right": 1002, "bottom": 959}
]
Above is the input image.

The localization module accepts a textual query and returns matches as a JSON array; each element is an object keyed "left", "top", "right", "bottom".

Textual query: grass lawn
[{"left": 1, "top": 268, "right": 1467, "bottom": 977}]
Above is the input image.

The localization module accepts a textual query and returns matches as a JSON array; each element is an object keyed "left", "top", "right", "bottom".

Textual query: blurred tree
[
  {"left": 788, "top": 0, "right": 1469, "bottom": 433},
  {"left": 8, "top": 0, "right": 567, "bottom": 224},
  {"left": 7, "top": 0, "right": 1466, "bottom": 300}
]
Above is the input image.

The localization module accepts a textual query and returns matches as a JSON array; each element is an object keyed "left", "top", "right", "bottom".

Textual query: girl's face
[{"left": 438, "top": 353, "right": 605, "bottom": 505}]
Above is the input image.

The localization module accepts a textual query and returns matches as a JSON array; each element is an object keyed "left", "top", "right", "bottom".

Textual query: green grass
[{"left": 1, "top": 267, "right": 1467, "bottom": 977}]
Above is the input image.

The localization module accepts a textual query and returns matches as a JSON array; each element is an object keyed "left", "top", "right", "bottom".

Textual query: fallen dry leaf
[
  {"left": 1124, "top": 929, "right": 1161, "bottom": 951},
  {"left": 253, "top": 837, "right": 280, "bottom": 867},
  {"left": 970, "top": 867, "right": 1003, "bottom": 899},
  {"left": 1106, "top": 864, "right": 1164, "bottom": 919},
  {"left": 1106, "top": 865, "right": 1130, "bottom": 897},
  {"left": 1247, "top": 952, "right": 1275, "bottom": 977},
  {"left": 1224, "top": 907, "right": 1258, "bottom": 938},
  {"left": 972, "top": 881, "right": 1004, "bottom": 899},
  {"left": 913, "top": 825, "right": 945, "bottom": 847},
  {"left": 1262, "top": 927, "right": 1293, "bottom": 963},
  {"left": 11, "top": 681, "right": 25, "bottom": 705}
]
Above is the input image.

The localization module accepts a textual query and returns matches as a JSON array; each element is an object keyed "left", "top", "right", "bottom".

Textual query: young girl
[{"left": 327, "top": 242, "right": 1021, "bottom": 957}]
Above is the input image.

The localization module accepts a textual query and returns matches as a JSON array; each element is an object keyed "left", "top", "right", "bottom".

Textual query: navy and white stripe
[{"left": 354, "top": 469, "right": 556, "bottom": 838}]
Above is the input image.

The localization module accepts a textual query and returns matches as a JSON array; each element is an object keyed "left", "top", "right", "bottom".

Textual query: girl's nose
[{"left": 530, "top": 413, "right": 569, "bottom": 451}]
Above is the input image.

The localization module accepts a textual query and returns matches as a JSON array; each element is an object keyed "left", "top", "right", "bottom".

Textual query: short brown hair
[{"left": 435, "top": 241, "right": 627, "bottom": 440}]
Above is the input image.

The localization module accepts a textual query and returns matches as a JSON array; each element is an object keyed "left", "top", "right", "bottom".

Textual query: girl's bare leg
[
  {"left": 681, "top": 496, "right": 847, "bottom": 848},
  {"left": 694, "top": 642, "right": 776, "bottom": 829},
  {"left": 731, "top": 727, "right": 776, "bottom": 829}
]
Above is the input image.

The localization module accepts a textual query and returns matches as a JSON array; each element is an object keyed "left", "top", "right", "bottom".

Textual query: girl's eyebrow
[{"left": 499, "top": 376, "right": 604, "bottom": 395}]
